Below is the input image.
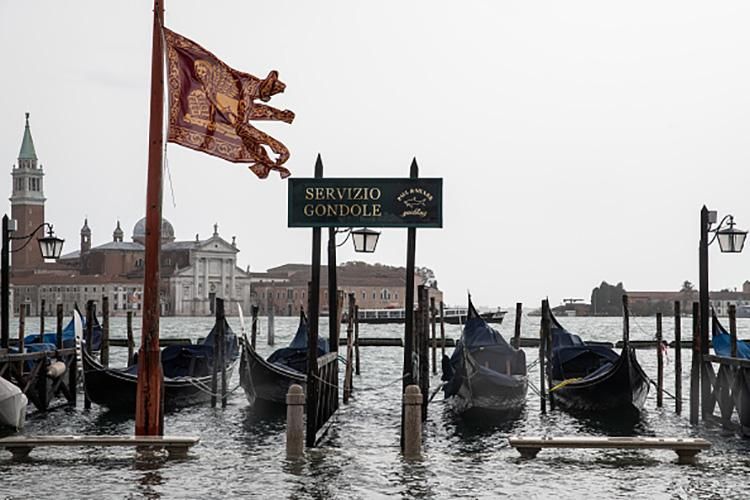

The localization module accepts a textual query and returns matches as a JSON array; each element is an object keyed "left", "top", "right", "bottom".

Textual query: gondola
[
  {"left": 81, "top": 317, "right": 238, "bottom": 411},
  {"left": 547, "top": 312, "right": 649, "bottom": 413},
  {"left": 441, "top": 298, "right": 527, "bottom": 415},
  {"left": 239, "top": 311, "right": 329, "bottom": 408},
  {"left": 712, "top": 312, "right": 750, "bottom": 436}
]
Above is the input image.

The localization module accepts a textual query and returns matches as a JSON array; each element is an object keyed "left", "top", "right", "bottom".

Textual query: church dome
[{"left": 132, "top": 217, "right": 175, "bottom": 244}]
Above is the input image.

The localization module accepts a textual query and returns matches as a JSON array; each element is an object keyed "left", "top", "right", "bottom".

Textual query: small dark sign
[{"left": 288, "top": 178, "right": 443, "bottom": 228}]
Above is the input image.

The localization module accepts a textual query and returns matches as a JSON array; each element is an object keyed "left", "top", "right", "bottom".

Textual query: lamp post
[
  {"left": 326, "top": 227, "right": 381, "bottom": 351},
  {"left": 698, "top": 205, "right": 747, "bottom": 420},
  {"left": 1, "top": 214, "right": 65, "bottom": 348}
]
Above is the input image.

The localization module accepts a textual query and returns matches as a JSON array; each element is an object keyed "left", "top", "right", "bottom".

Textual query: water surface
[{"left": 2, "top": 315, "right": 749, "bottom": 499}]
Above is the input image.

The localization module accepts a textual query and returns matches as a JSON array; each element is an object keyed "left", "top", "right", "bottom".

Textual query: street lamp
[
  {"left": 334, "top": 227, "right": 381, "bottom": 253},
  {"left": 697, "top": 206, "right": 746, "bottom": 422},
  {"left": 1, "top": 214, "right": 65, "bottom": 348},
  {"left": 715, "top": 216, "right": 747, "bottom": 253},
  {"left": 350, "top": 228, "right": 380, "bottom": 253}
]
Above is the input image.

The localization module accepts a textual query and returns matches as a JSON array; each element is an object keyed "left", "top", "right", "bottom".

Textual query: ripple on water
[{"left": 2, "top": 316, "right": 750, "bottom": 498}]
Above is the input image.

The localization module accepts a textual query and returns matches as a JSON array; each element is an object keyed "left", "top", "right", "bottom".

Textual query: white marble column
[
  {"left": 203, "top": 258, "right": 209, "bottom": 299},
  {"left": 221, "top": 258, "right": 227, "bottom": 299},
  {"left": 230, "top": 260, "right": 236, "bottom": 300},
  {"left": 193, "top": 258, "right": 199, "bottom": 299}
]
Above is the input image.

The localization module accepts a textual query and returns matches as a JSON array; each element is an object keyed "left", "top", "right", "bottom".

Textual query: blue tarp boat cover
[
  {"left": 128, "top": 319, "right": 238, "bottom": 377},
  {"left": 267, "top": 315, "right": 329, "bottom": 373},
  {"left": 712, "top": 313, "right": 750, "bottom": 359},
  {"left": 549, "top": 315, "right": 618, "bottom": 380},
  {"left": 22, "top": 308, "right": 102, "bottom": 350},
  {"left": 442, "top": 307, "right": 525, "bottom": 397}
]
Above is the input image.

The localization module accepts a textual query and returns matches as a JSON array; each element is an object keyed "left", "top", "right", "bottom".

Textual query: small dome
[
  {"left": 132, "top": 217, "right": 175, "bottom": 244},
  {"left": 80, "top": 218, "right": 91, "bottom": 236}
]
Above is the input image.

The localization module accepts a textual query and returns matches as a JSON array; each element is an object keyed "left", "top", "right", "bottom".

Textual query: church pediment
[{"left": 194, "top": 236, "right": 238, "bottom": 254}]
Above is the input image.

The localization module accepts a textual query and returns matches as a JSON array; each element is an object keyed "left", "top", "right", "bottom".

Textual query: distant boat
[
  {"left": 735, "top": 305, "right": 750, "bottom": 318},
  {"left": 547, "top": 311, "right": 650, "bottom": 413},
  {"left": 0, "top": 377, "right": 27, "bottom": 431},
  {"left": 239, "top": 311, "right": 329, "bottom": 408},
  {"left": 442, "top": 298, "right": 527, "bottom": 415},
  {"left": 344, "top": 306, "right": 505, "bottom": 325}
]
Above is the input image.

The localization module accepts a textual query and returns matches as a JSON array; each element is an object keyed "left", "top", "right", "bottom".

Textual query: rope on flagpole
[{"left": 156, "top": 13, "right": 177, "bottom": 209}]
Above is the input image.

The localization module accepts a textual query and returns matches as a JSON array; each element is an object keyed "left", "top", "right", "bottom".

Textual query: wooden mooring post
[
  {"left": 674, "top": 301, "right": 682, "bottom": 415},
  {"left": 690, "top": 302, "right": 700, "bottom": 425},
  {"left": 34, "top": 302, "right": 49, "bottom": 412},
  {"left": 84, "top": 300, "right": 94, "bottom": 410},
  {"left": 267, "top": 294, "right": 275, "bottom": 347},
  {"left": 126, "top": 311, "right": 135, "bottom": 366},
  {"left": 38, "top": 299, "right": 45, "bottom": 344},
  {"left": 729, "top": 304, "right": 738, "bottom": 358},
  {"left": 56, "top": 304, "right": 63, "bottom": 351},
  {"left": 656, "top": 312, "right": 663, "bottom": 408},
  {"left": 430, "top": 297, "right": 437, "bottom": 375},
  {"left": 354, "top": 305, "right": 360, "bottom": 375},
  {"left": 344, "top": 293, "right": 355, "bottom": 403},
  {"left": 418, "top": 285, "right": 429, "bottom": 421},
  {"left": 101, "top": 296, "right": 110, "bottom": 368},
  {"left": 17, "top": 306, "right": 25, "bottom": 377},
  {"left": 539, "top": 299, "right": 549, "bottom": 414},
  {"left": 210, "top": 297, "right": 227, "bottom": 408},
  {"left": 250, "top": 304, "right": 259, "bottom": 350},
  {"left": 513, "top": 302, "right": 522, "bottom": 349},
  {"left": 439, "top": 301, "right": 446, "bottom": 360}
]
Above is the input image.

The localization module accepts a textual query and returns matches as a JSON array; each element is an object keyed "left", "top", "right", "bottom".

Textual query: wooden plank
[
  {"left": 706, "top": 354, "right": 750, "bottom": 368},
  {"left": 508, "top": 436, "right": 711, "bottom": 450},
  {"left": 0, "top": 435, "right": 199, "bottom": 460},
  {"left": 108, "top": 338, "right": 193, "bottom": 347},
  {"left": 1, "top": 348, "right": 76, "bottom": 362},
  {"left": 508, "top": 435, "right": 710, "bottom": 464},
  {"left": 0, "top": 435, "right": 199, "bottom": 446}
]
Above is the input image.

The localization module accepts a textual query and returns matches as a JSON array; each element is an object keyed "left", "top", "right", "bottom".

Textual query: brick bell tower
[{"left": 10, "top": 113, "right": 46, "bottom": 271}]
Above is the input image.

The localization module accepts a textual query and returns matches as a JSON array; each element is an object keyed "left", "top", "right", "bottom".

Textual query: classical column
[
  {"left": 221, "top": 258, "right": 227, "bottom": 299},
  {"left": 193, "top": 257, "right": 199, "bottom": 299},
  {"left": 203, "top": 258, "right": 209, "bottom": 299},
  {"left": 230, "top": 260, "right": 236, "bottom": 300}
]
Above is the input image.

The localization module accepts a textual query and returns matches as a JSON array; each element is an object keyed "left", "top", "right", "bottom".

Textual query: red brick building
[{"left": 251, "top": 262, "right": 442, "bottom": 316}]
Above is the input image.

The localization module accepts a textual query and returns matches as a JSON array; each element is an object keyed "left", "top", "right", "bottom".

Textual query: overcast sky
[{"left": 2, "top": 1, "right": 749, "bottom": 309}]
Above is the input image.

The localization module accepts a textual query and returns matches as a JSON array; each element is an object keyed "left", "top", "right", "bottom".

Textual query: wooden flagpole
[{"left": 135, "top": 0, "right": 165, "bottom": 437}]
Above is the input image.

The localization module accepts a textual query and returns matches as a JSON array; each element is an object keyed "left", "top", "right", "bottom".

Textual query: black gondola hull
[
  {"left": 447, "top": 373, "right": 527, "bottom": 414},
  {"left": 81, "top": 348, "right": 236, "bottom": 412},
  {"left": 550, "top": 347, "right": 650, "bottom": 413},
  {"left": 239, "top": 343, "right": 305, "bottom": 407}
]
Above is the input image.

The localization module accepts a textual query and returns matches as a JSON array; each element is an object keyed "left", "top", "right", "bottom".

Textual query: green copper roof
[{"left": 18, "top": 112, "right": 37, "bottom": 160}]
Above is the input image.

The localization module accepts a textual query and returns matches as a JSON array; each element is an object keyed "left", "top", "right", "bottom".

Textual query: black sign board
[{"left": 288, "top": 178, "right": 443, "bottom": 228}]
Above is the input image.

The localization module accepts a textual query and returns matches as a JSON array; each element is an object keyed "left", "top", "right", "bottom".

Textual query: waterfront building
[
  {"left": 626, "top": 283, "right": 750, "bottom": 316},
  {"left": 251, "top": 262, "right": 443, "bottom": 316},
  {"left": 7, "top": 114, "right": 253, "bottom": 316}
]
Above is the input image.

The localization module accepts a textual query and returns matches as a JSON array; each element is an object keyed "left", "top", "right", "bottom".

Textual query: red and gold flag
[{"left": 164, "top": 28, "right": 295, "bottom": 178}]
